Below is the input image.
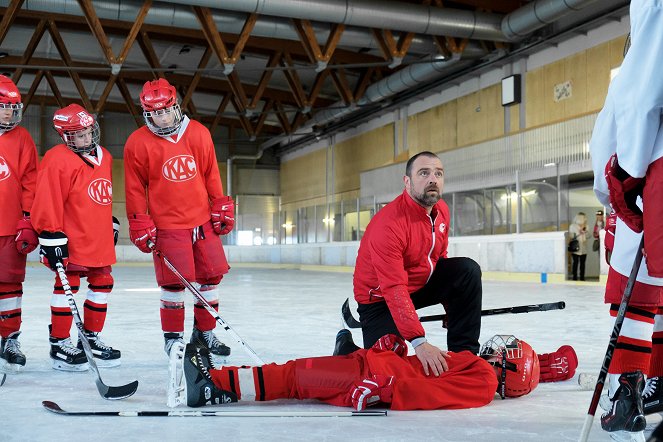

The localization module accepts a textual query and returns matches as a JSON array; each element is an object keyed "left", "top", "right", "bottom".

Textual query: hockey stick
[
  {"left": 148, "top": 242, "right": 265, "bottom": 365},
  {"left": 0, "top": 372, "right": 5, "bottom": 386},
  {"left": 342, "top": 298, "right": 566, "bottom": 329},
  {"left": 42, "top": 400, "right": 387, "bottom": 417},
  {"left": 55, "top": 263, "right": 139, "bottom": 400},
  {"left": 578, "top": 236, "right": 645, "bottom": 442}
]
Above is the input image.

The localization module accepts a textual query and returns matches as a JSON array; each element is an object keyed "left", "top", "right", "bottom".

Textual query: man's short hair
[{"left": 405, "top": 151, "right": 440, "bottom": 177}]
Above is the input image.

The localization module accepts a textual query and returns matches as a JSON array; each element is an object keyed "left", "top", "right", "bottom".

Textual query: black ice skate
[
  {"left": 601, "top": 371, "right": 646, "bottom": 442},
  {"left": 190, "top": 328, "right": 230, "bottom": 357},
  {"left": 333, "top": 329, "right": 360, "bottom": 356},
  {"left": 164, "top": 332, "right": 185, "bottom": 357},
  {"left": 183, "top": 343, "right": 237, "bottom": 407},
  {"left": 644, "top": 376, "right": 663, "bottom": 415},
  {"left": 50, "top": 335, "right": 89, "bottom": 372},
  {"left": 0, "top": 331, "right": 26, "bottom": 373},
  {"left": 77, "top": 331, "right": 121, "bottom": 368}
]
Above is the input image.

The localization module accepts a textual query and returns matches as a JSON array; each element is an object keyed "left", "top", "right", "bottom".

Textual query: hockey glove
[
  {"left": 128, "top": 214, "right": 156, "bottom": 253},
  {"left": 211, "top": 196, "right": 235, "bottom": 235},
  {"left": 112, "top": 216, "right": 120, "bottom": 246},
  {"left": 351, "top": 375, "right": 394, "bottom": 411},
  {"left": 15, "top": 215, "right": 38, "bottom": 255},
  {"left": 538, "top": 345, "right": 578, "bottom": 383},
  {"left": 604, "top": 211, "right": 617, "bottom": 265},
  {"left": 38, "top": 231, "right": 69, "bottom": 271},
  {"left": 605, "top": 154, "right": 644, "bottom": 233},
  {"left": 372, "top": 334, "right": 407, "bottom": 358}
]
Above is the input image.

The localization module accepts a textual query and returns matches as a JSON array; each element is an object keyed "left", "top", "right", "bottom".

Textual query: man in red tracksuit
[
  {"left": 0, "top": 75, "right": 38, "bottom": 373},
  {"left": 346, "top": 151, "right": 482, "bottom": 381},
  {"left": 31, "top": 104, "right": 121, "bottom": 372},
  {"left": 124, "top": 78, "right": 234, "bottom": 358}
]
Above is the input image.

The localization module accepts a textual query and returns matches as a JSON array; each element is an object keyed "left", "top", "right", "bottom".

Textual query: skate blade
[
  {"left": 0, "top": 360, "right": 22, "bottom": 374},
  {"left": 94, "top": 358, "right": 121, "bottom": 368},
  {"left": 51, "top": 360, "right": 90, "bottom": 372},
  {"left": 608, "top": 430, "right": 646, "bottom": 442}
]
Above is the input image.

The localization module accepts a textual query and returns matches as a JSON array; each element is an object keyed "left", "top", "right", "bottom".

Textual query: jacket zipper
[{"left": 425, "top": 214, "right": 435, "bottom": 283}]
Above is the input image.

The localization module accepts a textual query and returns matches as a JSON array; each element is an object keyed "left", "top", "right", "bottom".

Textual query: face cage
[
  {"left": 0, "top": 103, "right": 23, "bottom": 132},
  {"left": 479, "top": 335, "right": 522, "bottom": 399},
  {"left": 143, "top": 104, "right": 183, "bottom": 137},
  {"left": 62, "top": 122, "right": 100, "bottom": 154}
]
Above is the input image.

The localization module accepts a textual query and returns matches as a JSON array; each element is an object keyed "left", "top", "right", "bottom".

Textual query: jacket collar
[{"left": 401, "top": 189, "right": 439, "bottom": 220}]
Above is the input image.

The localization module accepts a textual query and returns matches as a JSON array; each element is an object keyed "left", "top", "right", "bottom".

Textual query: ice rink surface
[{"left": 0, "top": 264, "right": 652, "bottom": 441}]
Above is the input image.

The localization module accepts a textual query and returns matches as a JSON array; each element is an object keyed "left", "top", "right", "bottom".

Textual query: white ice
[{"left": 0, "top": 264, "right": 647, "bottom": 441}]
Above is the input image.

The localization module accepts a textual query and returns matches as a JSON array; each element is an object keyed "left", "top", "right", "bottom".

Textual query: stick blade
[
  {"left": 98, "top": 380, "right": 139, "bottom": 400},
  {"left": 341, "top": 298, "right": 361, "bottom": 329},
  {"left": 0, "top": 373, "right": 6, "bottom": 387},
  {"left": 43, "top": 401, "right": 66, "bottom": 414}
]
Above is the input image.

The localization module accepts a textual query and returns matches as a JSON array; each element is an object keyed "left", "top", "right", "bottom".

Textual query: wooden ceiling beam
[
  {"left": 22, "top": 70, "right": 44, "bottom": 112},
  {"left": 181, "top": 46, "right": 213, "bottom": 110},
  {"left": 329, "top": 69, "right": 353, "bottom": 105},
  {"left": 249, "top": 50, "right": 282, "bottom": 109},
  {"left": 12, "top": 19, "right": 46, "bottom": 84},
  {"left": 136, "top": 30, "right": 165, "bottom": 79},
  {"left": 115, "top": 77, "right": 143, "bottom": 126},
  {"left": 47, "top": 20, "right": 93, "bottom": 110},
  {"left": 209, "top": 93, "right": 231, "bottom": 135},
  {"left": 0, "top": 0, "right": 24, "bottom": 45},
  {"left": 281, "top": 52, "right": 307, "bottom": 109},
  {"left": 44, "top": 71, "right": 65, "bottom": 108}
]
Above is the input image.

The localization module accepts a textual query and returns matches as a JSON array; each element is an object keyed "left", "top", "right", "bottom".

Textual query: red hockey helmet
[
  {"left": 52, "top": 104, "right": 100, "bottom": 154},
  {"left": 480, "top": 334, "right": 540, "bottom": 398},
  {"left": 139, "top": 78, "right": 183, "bottom": 137},
  {"left": 0, "top": 74, "right": 23, "bottom": 132}
]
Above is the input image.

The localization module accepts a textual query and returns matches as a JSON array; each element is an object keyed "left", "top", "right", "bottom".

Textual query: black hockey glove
[{"left": 38, "top": 231, "right": 69, "bottom": 271}]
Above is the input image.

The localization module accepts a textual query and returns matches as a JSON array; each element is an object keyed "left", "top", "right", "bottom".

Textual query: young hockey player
[
  {"left": 31, "top": 104, "right": 121, "bottom": 372},
  {"left": 168, "top": 332, "right": 572, "bottom": 410},
  {"left": 0, "top": 75, "right": 38, "bottom": 373},
  {"left": 124, "top": 78, "right": 234, "bottom": 359},
  {"left": 589, "top": 1, "right": 663, "bottom": 440}
]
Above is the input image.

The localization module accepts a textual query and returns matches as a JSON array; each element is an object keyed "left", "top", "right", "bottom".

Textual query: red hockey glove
[
  {"left": 112, "top": 216, "right": 120, "bottom": 246},
  {"left": 38, "top": 231, "right": 69, "bottom": 271},
  {"left": 604, "top": 211, "right": 617, "bottom": 265},
  {"left": 538, "top": 345, "right": 578, "bottom": 382},
  {"left": 211, "top": 196, "right": 235, "bottom": 235},
  {"left": 15, "top": 215, "right": 38, "bottom": 255},
  {"left": 371, "top": 334, "right": 407, "bottom": 358},
  {"left": 605, "top": 154, "right": 644, "bottom": 233},
  {"left": 128, "top": 214, "right": 156, "bottom": 253},
  {"left": 351, "top": 375, "right": 394, "bottom": 411}
]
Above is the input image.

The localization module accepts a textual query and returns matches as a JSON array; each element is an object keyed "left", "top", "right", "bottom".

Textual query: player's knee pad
[
  {"left": 197, "top": 284, "right": 219, "bottom": 303},
  {"left": 88, "top": 273, "right": 114, "bottom": 294},
  {"left": 160, "top": 287, "right": 185, "bottom": 306},
  {"left": 54, "top": 273, "right": 80, "bottom": 294}
]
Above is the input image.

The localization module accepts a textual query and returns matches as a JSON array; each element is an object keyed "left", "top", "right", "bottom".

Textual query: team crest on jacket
[
  {"left": 0, "top": 156, "right": 9, "bottom": 181},
  {"left": 162, "top": 155, "right": 197, "bottom": 182},
  {"left": 439, "top": 222, "right": 446, "bottom": 234},
  {"left": 88, "top": 178, "right": 113, "bottom": 205}
]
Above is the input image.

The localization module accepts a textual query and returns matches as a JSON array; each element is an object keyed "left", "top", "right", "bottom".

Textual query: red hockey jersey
[
  {"left": 0, "top": 126, "right": 38, "bottom": 236},
  {"left": 123, "top": 117, "right": 225, "bottom": 229},
  {"left": 353, "top": 190, "right": 450, "bottom": 341},
  {"left": 31, "top": 145, "right": 115, "bottom": 267}
]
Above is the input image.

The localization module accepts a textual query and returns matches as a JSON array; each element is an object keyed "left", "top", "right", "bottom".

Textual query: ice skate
[
  {"left": 190, "top": 328, "right": 230, "bottom": 357},
  {"left": 183, "top": 343, "right": 237, "bottom": 407},
  {"left": 644, "top": 377, "right": 663, "bottom": 415},
  {"left": 166, "top": 340, "right": 187, "bottom": 408},
  {"left": 77, "top": 331, "right": 121, "bottom": 368},
  {"left": 164, "top": 332, "right": 185, "bottom": 357},
  {"left": 0, "top": 331, "right": 26, "bottom": 373},
  {"left": 601, "top": 371, "right": 646, "bottom": 442},
  {"left": 50, "top": 335, "right": 89, "bottom": 372}
]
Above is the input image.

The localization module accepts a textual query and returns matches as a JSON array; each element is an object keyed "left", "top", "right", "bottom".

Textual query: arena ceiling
[{"left": 0, "top": 0, "right": 629, "bottom": 158}]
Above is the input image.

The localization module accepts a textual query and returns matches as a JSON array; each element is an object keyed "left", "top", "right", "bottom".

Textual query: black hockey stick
[
  {"left": 42, "top": 401, "right": 387, "bottom": 417},
  {"left": 342, "top": 298, "right": 566, "bottom": 329},
  {"left": 0, "top": 372, "right": 5, "bottom": 386},
  {"left": 55, "top": 263, "right": 139, "bottom": 400},
  {"left": 579, "top": 236, "right": 644, "bottom": 442},
  {"left": 148, "top": 242, "right": 265, "bottom": 365}
]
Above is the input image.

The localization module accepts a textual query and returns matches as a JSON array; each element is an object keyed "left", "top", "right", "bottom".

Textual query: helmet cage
[
  {"left": 0, "top": 102, "right": 23, "bottom": 132},
  {"left": 480, "top": 334, "right": 523, "bottom": 399},
  {"left": 142, "top": 103, "right": 183, "bottom": 137},
  {"left": 62, "top": 121, "right": 100, "bottom": 154}
]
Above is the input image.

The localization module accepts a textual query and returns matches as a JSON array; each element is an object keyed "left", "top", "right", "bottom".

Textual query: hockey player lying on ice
[{"left": 167, "top": 332, "right": 577, "bottom": 411}]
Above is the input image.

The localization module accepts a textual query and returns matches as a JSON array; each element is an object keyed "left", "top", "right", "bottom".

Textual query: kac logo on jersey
[
  {"left": 88, "top": 178, "right": 113, "bottom": 205},
  {"left": 162, "top": 155, "right": 197, "bottom": 182},
  {"left": 0, "top": 156, "right": 10, "bottom": 182},
  {"left": 439, "top": 222, "right": 446, "bottom": 234}
]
